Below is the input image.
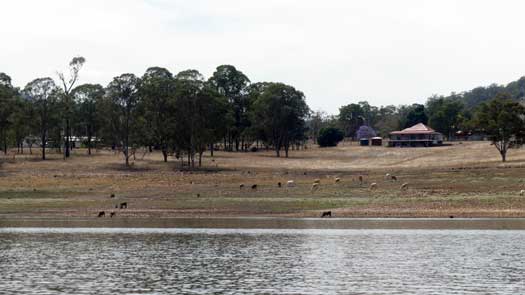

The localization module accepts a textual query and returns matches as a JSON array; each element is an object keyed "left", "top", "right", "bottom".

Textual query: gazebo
[{"left": 388, "top": 123, "right": 443, "bottom": 147}]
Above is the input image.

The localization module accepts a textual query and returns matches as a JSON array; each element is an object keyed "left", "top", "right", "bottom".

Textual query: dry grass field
[{"left": 2, "top": 141, "right": 525, "bottom": 218}]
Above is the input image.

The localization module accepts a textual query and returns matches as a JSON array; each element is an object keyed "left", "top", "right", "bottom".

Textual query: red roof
[{"left": 390, "top": 123, "right": 440, "bottom": 135}]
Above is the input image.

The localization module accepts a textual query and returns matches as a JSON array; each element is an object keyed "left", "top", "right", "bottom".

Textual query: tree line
[{"left": 0, "top": 58, "right": 310, "bottom": 166}]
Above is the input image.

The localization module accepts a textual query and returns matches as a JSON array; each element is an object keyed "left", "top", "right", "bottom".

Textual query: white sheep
[
  {"left": 313, "top": 179, "right": 321, "bottom": 184},
  {"left": 520, "top": 190, "right": 525, "bottom": 196},
  {"left": 335, "top": 177, "right": 341, "bottom": 183},
  {"left": 369, "top": 183, "right": 377, "bottom": 190},
  {"left": 311, "top": 183, "right": 319, "bottom": 191},
  {"left": 401, "top": 183, "right": 409, "bottom": 190},
  {"left": 287, "top": 180, "right": 296, "bottom": 187}
]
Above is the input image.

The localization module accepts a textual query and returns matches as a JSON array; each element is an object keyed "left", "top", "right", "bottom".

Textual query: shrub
[{"left": 317, "top": 127, "right": 344, "bottom": 147}]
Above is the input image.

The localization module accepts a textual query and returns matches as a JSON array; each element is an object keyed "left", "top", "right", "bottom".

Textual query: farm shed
[
  {"left": 371, "top": 137, "right": 383, "bottom": 146},
  {"left": 388, "top": 123, "right": 443, "bottom": 147}
]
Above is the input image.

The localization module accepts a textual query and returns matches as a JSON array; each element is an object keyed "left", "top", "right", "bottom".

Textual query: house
[{"left": 388, "top": 123, "right": 443, "bottom": 147}]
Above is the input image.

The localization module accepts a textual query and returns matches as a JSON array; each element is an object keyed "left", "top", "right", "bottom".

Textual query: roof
[{"left": 390, "top": 123, "right": 441, "bottom": 135}]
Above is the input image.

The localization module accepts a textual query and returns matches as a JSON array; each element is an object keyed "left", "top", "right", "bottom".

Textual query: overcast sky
[{"left": 2, "top": 0, "right": 525, "bottom": 113}]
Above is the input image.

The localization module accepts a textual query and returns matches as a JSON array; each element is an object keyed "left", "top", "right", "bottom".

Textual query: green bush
[{"left": 317, "top": 127, "right": 344, "bottom": 147}]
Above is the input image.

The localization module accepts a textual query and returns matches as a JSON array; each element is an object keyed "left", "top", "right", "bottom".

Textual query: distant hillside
[{"left": 443, "top": 76, "right": 525, "bottom": 110}]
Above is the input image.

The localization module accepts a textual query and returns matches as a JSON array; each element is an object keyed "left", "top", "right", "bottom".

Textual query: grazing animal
[
  {"left": 97, "top": 211, "right": 105, "bottom": 217},
  {"left": 385, "top": 173, "right": 391, "bottom": 180},
  {"left": 251, "top": 184, "right": 257, "bottom": 190},
  {"left": 401, "top": 183, "right": 409, "bottom": 190},
  {"left": 278, "top": 182, "right": 282, "bottom": 188},
  {"left": 313, "top": 179, "right": 321, "bottom": 184},
  {"left": 311, "top": 183, "right": 319, "bottom": 191},
  {"left": 304, "top": 172, "right": 307, "bottom": 175},
  {"left": 110, "top": 212, "right": 116, "bottom": 218},
  {"left": 449, "top": 215, "right": 454, "bottom": 219},
  {"left": 115, "top": 205, "right": 118, "bottom": 209},
  {"left": 240, "top": 184, "right": 245, "bottom": 189},
  {"left": 321, "top": 211, "right": 332, "bottom": 218},
  {"left": 520, "top": 190, "right": 525, "bottom": 196},
  {"left": 335, "top": 177, "right": 341, "bottom": 183},
  {"left": 391, "top": 175, "right": 397, "bottom": 182},
  {"left": 197, "top": 194, "right": 200, "bottom": 197},
  {"left": 120, "top": 202, "right": 128, "bottom": 209},
  {"left": 110, "top": 194, "right": 115, "bottom": 198},
  {"left": 287, "top": 180, "right": 296, "bottom": 187},
  {"left": 358, "top": 175, "right": 363, "bottom": 184},
  {"left": 369, "top": 182, "right": 377, "bottom": 190}
]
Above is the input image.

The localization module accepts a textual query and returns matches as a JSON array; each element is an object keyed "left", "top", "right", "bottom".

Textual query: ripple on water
[{"left": 0, "top": 228, "right": 524, "bottom": 294}]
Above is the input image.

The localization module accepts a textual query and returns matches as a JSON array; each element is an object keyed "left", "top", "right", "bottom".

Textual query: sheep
[
  {"left": 335, "top": 177, "right": 341, "bottom": 183},
  {"left": 385, "top": 173, "right": 391, "bottom": 180},
  {"left": 311, "top": 183, "right": 320, "bottom": 192},
  {"left": 313, "top": 179, "right": 321, "bottom": 184},
  {"left": 321, "top": 211, "right": 332, "bottom": 218},
  {"left": 120, "top": 202, "right": 128, "bottom": 209},
  {"left": 287, "top": 180, "right": 296, "bottom": 187},
  {"left": 369, "top": 183, "right": 378, "bottom": 190},
  {"left": 520, "top": 190, "right": 525, "bottom": 196},
  {"left": 110, "top": 212, "right": 116, "bottom": 218},
  {"left": 97, "top": 211, "right": 105, "bottom": 217},
  {"left": 401, "top": 183, "right": 409, "bottom": 190},
  {"left": 251, "top": 184, "right": 257, "bottom": 190}
]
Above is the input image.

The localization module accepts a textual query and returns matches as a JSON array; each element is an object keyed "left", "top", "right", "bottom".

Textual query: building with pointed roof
[{"left": 388, "top": 123, "right": 443, "bottom": 147}]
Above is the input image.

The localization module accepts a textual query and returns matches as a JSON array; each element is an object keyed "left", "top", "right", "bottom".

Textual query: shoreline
[{"left": 3, "top": 216, "right": 525, "bottom": 230}]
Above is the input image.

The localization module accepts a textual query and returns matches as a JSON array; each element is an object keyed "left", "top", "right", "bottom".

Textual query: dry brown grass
[{"left": 1, "top": 141, "right": 525, "bottom": 218}]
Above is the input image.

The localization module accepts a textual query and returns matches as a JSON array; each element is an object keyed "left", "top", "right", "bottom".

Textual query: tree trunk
[
  {"left": 162, "top": 149, "right": 168, "bottom": 162},
  {"left": 501, "top": 150, "right": 507, "bottom": 162},
  {"left": 198, "top": 151, "right": 203, "bottom": 167},
  {"left": 210, "top": 144, "right": 214, "bottom": 157},
  {"left": 41, "top": 135, "right": 46, "bottom": 160},
  {"left": 65, "top": 119, "right": 70, "bottom": 158}
]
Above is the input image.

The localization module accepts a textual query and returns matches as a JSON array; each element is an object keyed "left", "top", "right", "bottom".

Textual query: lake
[{"left": 1, "top": 227, "right": 525, "bottom": 294}]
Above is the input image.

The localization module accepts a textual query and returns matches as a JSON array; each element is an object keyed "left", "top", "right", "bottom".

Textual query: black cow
[
  {"left": 97, "top": 211, "right": 105, "bottom": 217},
  {"left": 120, "top": 202, "right": 127, "bottom": 209},
  {"left": 321, "top": 211, "right": 332, "bottom": 218}
]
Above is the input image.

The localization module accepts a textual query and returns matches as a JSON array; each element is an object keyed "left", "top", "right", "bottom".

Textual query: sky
[{"left": 2, "top": 0, "right": 525, "bottom": 114}]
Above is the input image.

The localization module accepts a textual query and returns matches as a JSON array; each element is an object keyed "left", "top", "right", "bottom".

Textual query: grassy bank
[{"left": 1, "top": 141, "right": 525, "bottom": 218}]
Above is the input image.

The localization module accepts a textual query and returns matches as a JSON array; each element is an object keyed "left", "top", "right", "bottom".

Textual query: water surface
[{"left": 1, "top": 228, "right": 524, "bottom": 294}]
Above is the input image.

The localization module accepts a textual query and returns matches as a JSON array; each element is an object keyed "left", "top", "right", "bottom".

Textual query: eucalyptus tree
[
  {"left": 174, "top": 70, "right": 228, "bottom": 167},
  {"left": 72, "top": 83, "right": 104, "bottom": 155},
  {"left": 475, "top": 93, "right": 525, "bottom": 162},
  {"left": 208, "top": 65, "right": 250, "bottom": 151},
  {"left": 0, "top": 73, "right": 17, "bottom": 153},
  {"left": 23, "top": 78, "right": 60, "bottom": 160},
  {"left": 139, "top": 67, "right": 176, "bottom": 162},
  {"left": 105, "top": 74, "right": 140, "bottom": 166},
  {"left": 250, "top": 83, "right": 310, "bottom": 157},
  {"left": 57, "top": 56, "right": 85, "bottom": 158}
]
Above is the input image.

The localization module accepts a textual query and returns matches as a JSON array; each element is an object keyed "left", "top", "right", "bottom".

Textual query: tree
[
  {"left": 105, "top": 74, "right": 140, "bottom": 166},
  {"left": 317, "top": 127, "right": 344, "bottom": 147},
  {"left": 72, "top": 83, "right": 104, "bottom": 155},
  {"left": 0, "top": 73, "right": 17, "bottom": 153},
  {"left": 57, "top": 56, "right": 86, "bottom": 158},
  {"left": 23, "top": 78, "right": 59, "bottom": 160},
  {"left": 208, "top": 65, "right": 250, "bottom": 151},
  {"left": 402, "top": 103, "right": 428, "bottom": 128},
  {"left": 138, "top": 67, "right": 176, "bottom": 162},
  {"left": 250, "top": 83, "right": 310, "bottom": 157},
  {"left": 174, "top": 70, "right": 228, "bottom": 167},
  {"left": 475, "top": 93, "right": 525, "bottom": 162},
  {"left": 427, "top": 96, "right": 464, "bottom": 139},
  {"left": 338, "top": 103, "right": 365, "bottom": 138}
]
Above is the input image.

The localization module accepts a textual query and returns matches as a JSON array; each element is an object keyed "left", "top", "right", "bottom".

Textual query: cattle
[
  {"left": 110, "top": 212, "right": 116, "bottom": 218},
  {"left": 251, "top": 184, "right": 257, "bottom": 190},
  {"left": 321, "top": 211, "right": 332, "bottom": 218},
  {"left": 110, "top": 194, "right": 115, "bottom": 198},
  {"left": 97, "top": 211, "right": 105, "bottom": 217},
  {"left": 358, "top": 175, "right": 363, "bottom": 184},
  {"left": 277, "top": 182, "right": 282, "bottom": 188},
  {"left": 120, "top": 202, "right": 128, "bottom": 209},
  {"left": 391, "top": 175, "right": 398, "bottom": 181},
  {"left": 240, "top": 184, "right": 245, "bottom": 189}
]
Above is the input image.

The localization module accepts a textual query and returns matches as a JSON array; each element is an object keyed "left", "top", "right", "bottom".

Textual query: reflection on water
[{"left": 1, "top": 228, "right": 525, "bottom": 294}]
